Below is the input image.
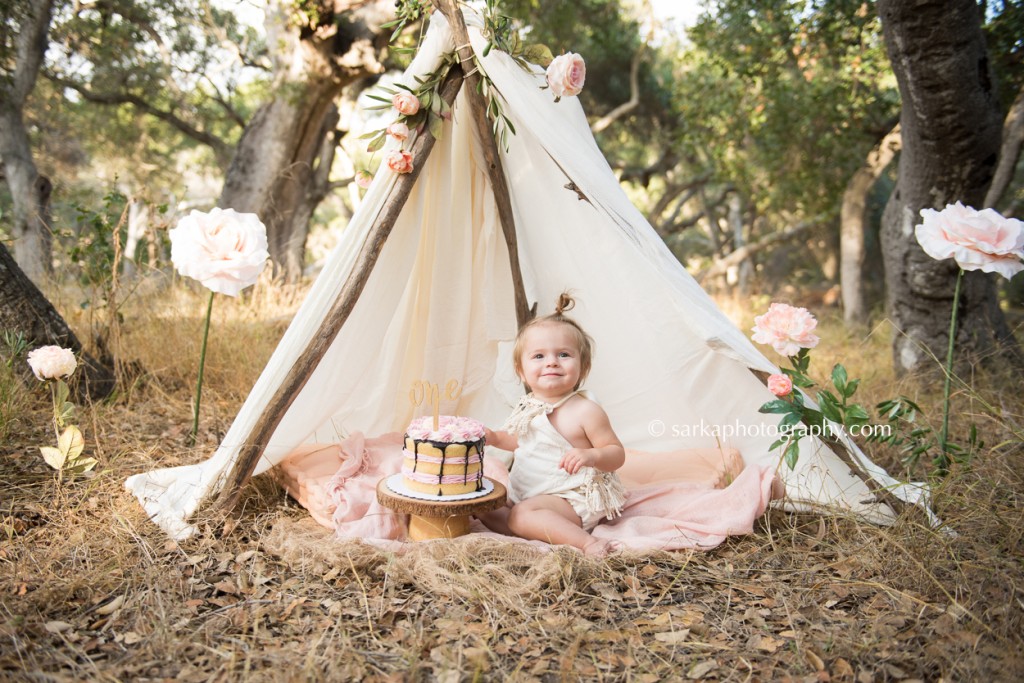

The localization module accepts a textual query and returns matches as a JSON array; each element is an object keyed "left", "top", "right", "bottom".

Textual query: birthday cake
[{"left": 401, "top": 416, "right": 486, "bottom": 496}]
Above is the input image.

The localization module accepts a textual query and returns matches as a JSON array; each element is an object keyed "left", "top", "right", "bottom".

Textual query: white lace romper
[{"left": 503, "top": 390, "right": 627, "bottom": 530}]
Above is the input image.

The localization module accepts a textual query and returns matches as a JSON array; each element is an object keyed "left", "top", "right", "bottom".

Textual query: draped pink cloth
[{"left": 276, "top": 432, "right": 778, "bottom": 552}]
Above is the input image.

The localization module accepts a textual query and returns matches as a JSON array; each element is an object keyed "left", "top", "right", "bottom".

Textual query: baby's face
[{"left": 518, "top": 322, "right": 581, "bottom": 399}]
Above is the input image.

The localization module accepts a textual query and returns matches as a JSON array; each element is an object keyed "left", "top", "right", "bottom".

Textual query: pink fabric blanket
[{"left": 275, "top": 432, "right": 778, "bottom": 552}]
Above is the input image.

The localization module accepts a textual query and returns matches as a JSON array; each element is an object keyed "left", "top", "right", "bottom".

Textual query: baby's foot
[{"left": 582, "top": 537, "right": 622, "bottom": 557}]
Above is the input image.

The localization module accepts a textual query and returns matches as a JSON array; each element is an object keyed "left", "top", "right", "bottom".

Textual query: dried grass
[{"left": 2, "top": 287, "right": 1023, "bottom": 681}]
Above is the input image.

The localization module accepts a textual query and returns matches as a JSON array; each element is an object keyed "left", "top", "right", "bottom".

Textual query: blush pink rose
[
  {"left": 767, "top": 373, "right": 793, "bottom": 397},
  {"left": 546, "top": 52, "right": 586, "bottom": 98},
  {"left": 386, "top": 121, "right": 410, "bottom": 142},
  {"left": 392, "top": 92, "right": 421, "bottom": 116},
  {"left": 915, "top": 202, "right": 1024, "bottom": 280},
  {"left": 27, "top": 346, "right": 77, "bottom": 380},
  {"left": 385, "top": 150, "right": 414, "bottom": 174},
  {"left": 751, "top": 303, "right": 821, "bottom": 357},
  {"left": 169, "top": 208, "right": 269, "bottom": 297},
  {"left": 355, "top": 170, "right": 373, "bottom": 189}
]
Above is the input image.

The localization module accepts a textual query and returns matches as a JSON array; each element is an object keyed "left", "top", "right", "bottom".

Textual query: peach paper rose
[
  {"left": 27, "top": 346, "right": 77, "bottom": 381},
  {"left": 767, "top": 373, "right": 793, "bottom": 397},
  {"left": 386, "top": 121, "right": 410, "bottom": 142},
  {"left": 751, "top": 303, "right": 820, "bottom": 357},
  {"left": 546, "top": 52, "right": 586, "bottom": 99},
  {"left": 169, "top": 208, "right": 269, "bottom": 297},
  {"left": 385, "top": 150, "right": 414, "bottom": 174},
  {"left": 392, "top": 92, "right": 421, "bottom": 116},
  {"left": 915, "top": 202, "right": 1024, "bottom": 280}
]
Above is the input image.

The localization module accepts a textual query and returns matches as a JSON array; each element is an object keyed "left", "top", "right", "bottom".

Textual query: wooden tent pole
[
  {"left": 213, "top": 68, "right": 465, "bottom": 513},
  {"left": 433, "top": 0, "right": 532, "bottom": 330}
]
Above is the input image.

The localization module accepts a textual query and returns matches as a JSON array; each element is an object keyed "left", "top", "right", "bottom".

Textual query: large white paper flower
[
  {"left": 27, "top": 346, "right": 77, "bottom": 380},
  {"left": 169, "top": 208, "right": 269, "bottom": 296},
  {"left": 915, "top": 202, "right": 1024, "bottom": 280}
]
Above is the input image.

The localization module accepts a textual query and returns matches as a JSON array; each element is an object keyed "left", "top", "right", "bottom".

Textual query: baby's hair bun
[{"left": 555, "top": 292, "right": 575, "bottom": 315}]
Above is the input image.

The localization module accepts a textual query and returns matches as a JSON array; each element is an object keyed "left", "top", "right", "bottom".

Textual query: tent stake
[
  {"left": 434, "top": 0, "right": 532, "bottom": 329},
  {"left": 212, "top": 68, "right": 466, "bottom": 514}
]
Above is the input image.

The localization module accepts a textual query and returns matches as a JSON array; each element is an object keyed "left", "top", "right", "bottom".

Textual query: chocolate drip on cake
[{"left": 405, "top": 434, "right": 485, "bottom": 495}]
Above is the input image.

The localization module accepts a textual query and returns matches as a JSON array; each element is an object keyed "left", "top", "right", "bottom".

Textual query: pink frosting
[
  {"left": 406, "top": 415, "right": 485, "bottom": 442},
  {"left": 403, "top": 449, "right": 481, "bottom": 465},
  {"left": 402, "top": 466, "right": 482, "bottom": 485}
]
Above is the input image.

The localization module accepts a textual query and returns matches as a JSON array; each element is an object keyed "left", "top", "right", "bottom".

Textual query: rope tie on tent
[{"left": 452, "top": 43, "right": 481, "bottom": 75}]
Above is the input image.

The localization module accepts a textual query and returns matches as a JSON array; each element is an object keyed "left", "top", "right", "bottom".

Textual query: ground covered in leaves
[{"left": 2, "top": 293, "right": 1023, "bottom": 681}]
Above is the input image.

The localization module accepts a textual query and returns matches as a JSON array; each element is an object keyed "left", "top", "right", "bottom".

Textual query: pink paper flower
[
  {"left": 767, "top": 373, "right": 793, "bottom": 397},
  {"left": 915, "top": 202, "right": 1024, "bottom": 280},
  {"left": 751, "top": 303, "right": 821, "bottom": 357},
  {"left": 386, "top": 121, "right": 410, "bottom": 142},
  {"left": 546, "top": 52, "right": 586, "bottom": 99},
  {"left": 355, "top": 170, "right": 373, "bottom": 189},
  {"left": 27, "top": 346, "right": 77, "bottom": 381},
  {"left": 392, "top": 92, "right": 420, "bottom": 116},
  {"left": 169, "top": 208, "right": 269, "bottom": 297},
  {"left": 385, "top": 150, "right": 414, "bottom": 174}
]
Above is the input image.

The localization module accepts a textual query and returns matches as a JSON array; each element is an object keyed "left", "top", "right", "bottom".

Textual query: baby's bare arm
[
  {"left": 559, "top": 400, "right": 625, "bottom": 474},
  {"left": 485, "top": 427, "right": 518, "bottom": 452}
]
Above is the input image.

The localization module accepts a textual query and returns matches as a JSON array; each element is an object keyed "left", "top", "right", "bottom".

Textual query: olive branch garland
[{"left": 362, "top": 0, "right": 554, "bottom": 157}]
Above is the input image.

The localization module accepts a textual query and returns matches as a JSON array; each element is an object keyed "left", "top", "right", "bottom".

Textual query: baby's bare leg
[
  {"left": 507, "top": 495, "right": 605, "bottom": 553},
  {"left": 476, "top": 504, "right": 513, "bottom": 535}
]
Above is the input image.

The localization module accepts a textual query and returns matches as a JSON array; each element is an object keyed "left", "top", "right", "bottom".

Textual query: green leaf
[
  {"left": 428, "top": 113, "right": 444, "bottom": 140},
  {"left": 784, "top": 440, "right": 801, "bottom": 469},
  {"left": 830, "top": 364, "right": 848, "bottom": 395},
  {"left": 844, "top": 404, "right": 870, "bottom": 423},
  {"left": 522, "top": 43, "right": 554, "bottom": 67},
  {"left": 843, "top": 378, "right": 861, "bottom": 399},
  {"left": 779, "top": 411, "right": 803, "bottom": 429},
  {"left": 758, "top": 399, "right": 799, "bottom": 415},
  {"left": 366, "top": 133, "right": 387, "bottom": 153},
  {"left": 817, "top": 392, "right": 843, "bottom": 424}
]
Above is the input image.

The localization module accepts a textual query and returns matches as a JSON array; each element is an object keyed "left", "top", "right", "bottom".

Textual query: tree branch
[
  {"left": 984, "top": 84, "right": 1024, "bottom": 209},
  {"left": 7, "top": 0, "right": 55, "bottom": 105},
  {"left": 698, "top": 214, "right": 829, "bottom": 282},
  {"left": 591, "top": 44, "right": 643, "bottom": 134},
  {"left": 46, "top": 75, "right": 233, "bottom": 168}
]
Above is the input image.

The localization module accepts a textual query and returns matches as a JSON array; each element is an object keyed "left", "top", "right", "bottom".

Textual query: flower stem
[
  {"left": 189, "top": 290, "right": 215, "bottom": 447},
  {"left": 937, "top": 268, "right": 963, "bottom": 474}
]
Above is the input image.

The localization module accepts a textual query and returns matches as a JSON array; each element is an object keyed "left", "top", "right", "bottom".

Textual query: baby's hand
[{"left": 559, "top": 448, "right": 597, "bottom": 475}]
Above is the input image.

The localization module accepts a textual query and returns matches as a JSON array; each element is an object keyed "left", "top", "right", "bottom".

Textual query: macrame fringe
[
  {"left": 501, "top": 394, "right": 556, "bottom": 437},
  {"left": 583, "top": 468, "right": 628, "bottom": 520}
]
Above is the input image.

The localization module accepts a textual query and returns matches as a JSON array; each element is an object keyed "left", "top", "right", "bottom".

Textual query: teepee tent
[{"left": 126, "top": 4, "right": 928, "bottom": 541}]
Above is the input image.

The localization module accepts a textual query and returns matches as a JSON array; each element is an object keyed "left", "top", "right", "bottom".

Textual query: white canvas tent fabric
[{"left": 126, "top": 9, "right": 928, "bottom": 541}]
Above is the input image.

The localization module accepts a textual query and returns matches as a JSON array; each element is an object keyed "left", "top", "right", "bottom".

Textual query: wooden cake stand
[{"left": 376, "top": 477, "right": 507, "bottom": 541}]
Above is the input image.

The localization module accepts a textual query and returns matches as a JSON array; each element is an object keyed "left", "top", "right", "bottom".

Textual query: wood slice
[{"left": 376, "top": 477, "right": 507, "bottom": 518}]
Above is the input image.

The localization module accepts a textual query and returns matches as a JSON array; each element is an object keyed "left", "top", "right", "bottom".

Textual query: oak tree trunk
[
  {"left": 0, "top": 0, "right": 55, "bottom": 283},
  {"left": 877, "top": 0, "right": 1022, "bottom": 374},
  {"left": 217, "top": 0, "right": 393, "bottom": 282},
  {"left": 0, "top": 242, "right": 115, "bottom": 402}
]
